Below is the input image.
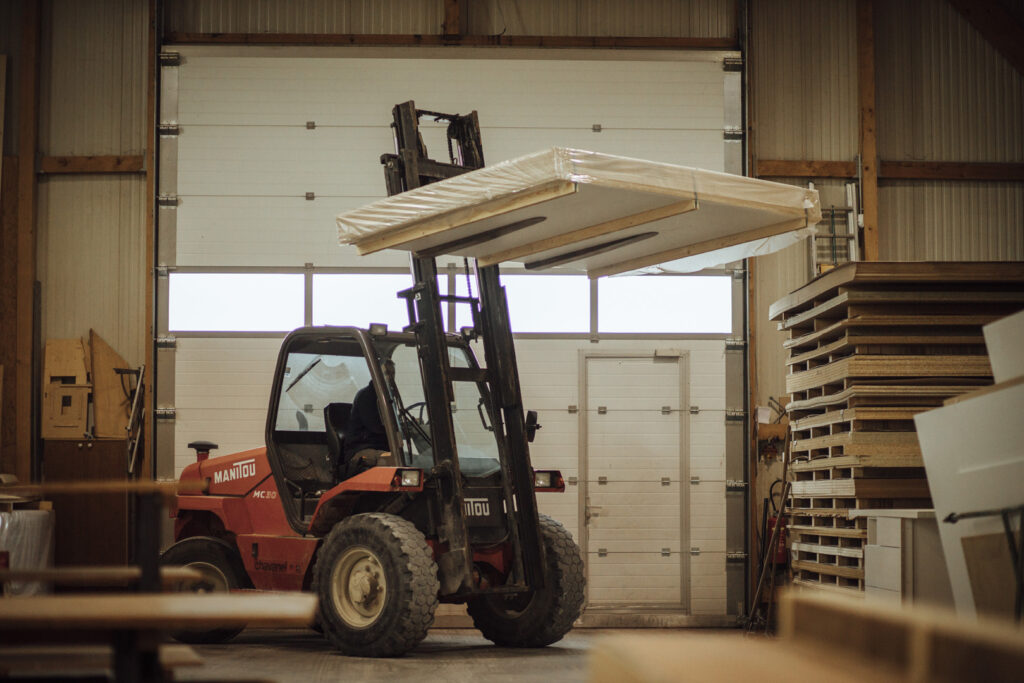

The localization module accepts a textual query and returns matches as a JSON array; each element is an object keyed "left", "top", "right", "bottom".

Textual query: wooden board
[
  {"left": 786, "top": 355, "right": 992, "bottom": 394},
  {"left": 0, "top": 593, "right": 317, "bottom": 630},
  {"left": 791, "top": 454, "right": 924, "bottom": 472},
  {"left": 0, "top": 566, "right": 202, "bottom": 588},
  {"left": 89, "top": 329, "right": 131, "bottom": 438},
  {"left": 790, "top": 478, "right": 930, "bottom": 499},
  {"left": 769, "top": 261, "right": 1024, "bottom": 321},
  {"left": 337, "top": 147, "right": 821, "bottom": 276},
  {"left": 42, "top": 338, "right": 89, "bottom": 385},
  {"left": 786, "top": 384, "right": 980, "bottom": 413},
  {"left": 784, "top": 315, "right": 1003, "bottom": 352},
  {"left": 790, "top": 430, "right": 921, "bottom": 457}
]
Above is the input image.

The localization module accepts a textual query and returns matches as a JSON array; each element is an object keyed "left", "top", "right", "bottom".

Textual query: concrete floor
[{"left": 176, "top": 627, "right": 736, "bottom": 683}]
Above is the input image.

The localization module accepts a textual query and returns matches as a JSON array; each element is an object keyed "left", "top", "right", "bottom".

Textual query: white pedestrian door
[{"left": 583, "top": 355, "right": 688, "bottom": 608}]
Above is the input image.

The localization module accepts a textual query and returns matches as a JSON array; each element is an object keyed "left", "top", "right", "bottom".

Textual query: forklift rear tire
[
  {"left": 313, "top": 513, "right": 439, "bottom": 657},
  {"left": 160, "top": 536, "right": 251, "bottom": 644},
  {"left": 467, "top": 514, "right": 585, "bottom": 648}
]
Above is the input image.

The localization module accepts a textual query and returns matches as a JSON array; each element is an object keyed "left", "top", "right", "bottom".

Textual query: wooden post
[
  {"left": 443, "top": 0, "right": 461, "bottom": 37},
  {"left": 15, "top": 0, "right": 40, "bottom": 482},
  {"left": 857, "top": 0, "right": 879, "bottom": 262},
  {"left": 144, "top": 0, "right": 157, "bottom": 479}
]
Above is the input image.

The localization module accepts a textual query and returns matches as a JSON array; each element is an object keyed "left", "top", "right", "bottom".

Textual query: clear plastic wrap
[
  {"left": 337, "top": 147, "right": 820, "bottom": 274},
  {"left": 0, "top": 509, "right": 55, "bottom": 596}
]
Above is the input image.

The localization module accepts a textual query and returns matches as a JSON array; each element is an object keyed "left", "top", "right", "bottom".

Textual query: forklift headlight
[
  {"left": 368, "top": 323, "right": 388, "bottom": 336},
  {"left": 397, "top": 469, "right": 422, "bottom": 488},
  {"left": 534, "top": 471, "right": 552, "bottom": 489}
]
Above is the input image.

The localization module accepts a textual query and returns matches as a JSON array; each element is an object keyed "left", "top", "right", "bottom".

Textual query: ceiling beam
[
  {"left": 754, "top": 160, "right": 856, "bottom": 178},
  {"left": 755, "top": 159, "right": 1024, "bottom": 182},
  {"left": 947, "top": 0, "right": 1024, "bottom": 76},
  {"left": 163, "top": 32, "right": 738, "bottom": 50}
]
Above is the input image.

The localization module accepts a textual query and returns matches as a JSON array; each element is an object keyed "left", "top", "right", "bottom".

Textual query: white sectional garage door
[{"left": 163, "top": 46, "right": 734, "bottom": 619}]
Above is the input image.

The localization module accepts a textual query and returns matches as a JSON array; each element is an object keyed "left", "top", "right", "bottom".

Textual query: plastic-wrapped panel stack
[{"left": 768, "top": 262, "right": 1024, "bottom": 593}]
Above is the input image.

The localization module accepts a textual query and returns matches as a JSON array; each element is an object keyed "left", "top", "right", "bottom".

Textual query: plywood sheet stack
[{"left": 768, "top": 262, "right": 1024, "bottom": 594}]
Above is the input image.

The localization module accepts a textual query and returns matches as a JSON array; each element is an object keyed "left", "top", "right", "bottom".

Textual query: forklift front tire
[
  {"left": 467, "top": 514, "right": 585, "bottom": 647},
  {"left": 313, "top": 513, "right": 439, "bottom": 657}
]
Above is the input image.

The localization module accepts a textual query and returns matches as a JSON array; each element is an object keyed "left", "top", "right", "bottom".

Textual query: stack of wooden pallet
[{"left": 768, "top": 262, "right": 1024, "bottom": 593}]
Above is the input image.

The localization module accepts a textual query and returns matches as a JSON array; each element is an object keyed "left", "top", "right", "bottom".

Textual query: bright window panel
[
  {"left": 598, "top": 276, "right": 731, "bottom": 333},
  {"left": 313, "top": 274, "right": 413, "bottom": 330},
  {"left": 169, "top": 273, "right": 304, "bottom": 332},
  {"left": 455, "top": 274, "right": 590, "bottom": 333}
]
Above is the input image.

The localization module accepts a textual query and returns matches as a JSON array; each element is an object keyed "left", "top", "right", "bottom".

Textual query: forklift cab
[{"left": 265, "top": 326, "right": 503, "bottom": 530}]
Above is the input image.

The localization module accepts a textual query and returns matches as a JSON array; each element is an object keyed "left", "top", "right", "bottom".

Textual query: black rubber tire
[
  {"left": 160, "top": 536, "right": 250, "bottom": 644},
  {"left": 467, "top": 514, "right": 585, "bottom": 648},
  {"left": 312, "top": 513, "right": 439, "bottom": 657}
]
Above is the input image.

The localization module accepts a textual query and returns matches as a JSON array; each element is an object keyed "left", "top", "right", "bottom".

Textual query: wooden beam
[
  {"left": 163, "top": 32, "right": 739, "bottom": 50},
  {"left": 38, "top": 155, "right": 145, "bottom": 175},
  {"left": 880, "top": 161, "right": 1024, "bottom": 181},
  {"left": 756, "top": 159, "right": 1024, "bottom": 181},
  {"left": 946, "top": 0, "right": 1024, "bottom": 76},
  {"left": 15, "top": 0, "right": 40, "bottom": 483},
  {"left": 754, "top": 160, "right": 856, "bottom": 178},
  {"left": 0, "top": 156, "right": 17, "bottom": 471},
  {"left": 442, "top": 0, "right": 461, "bottom": 38},
  {"left": 857, "top": 0, "right": 879, "bottom": 261}
]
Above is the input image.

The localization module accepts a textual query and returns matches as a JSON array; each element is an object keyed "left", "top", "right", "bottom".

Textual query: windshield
[
  {"left": 274, "top": 351, "right": 370, "bottom": 432},
  {"left": 385, "top": 343, "right": 501, "bottom": 477}
]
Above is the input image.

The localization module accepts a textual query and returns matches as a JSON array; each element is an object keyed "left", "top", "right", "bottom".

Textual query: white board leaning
[{"left": 336, "top": 148, "right": 820, "bottom": 275}]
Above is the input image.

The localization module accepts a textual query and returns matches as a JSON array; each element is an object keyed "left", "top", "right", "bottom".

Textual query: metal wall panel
[
  {"left": 879, "top": 181, "right": 1024, "bottom": 261},
  {"left": 469, "top": 0, "right": 736, "bottom": 36},
  {"left": 36, "top": 175, "right": 148, "bottom": 366},
  {"left": 750, "top": 0, "right": 858, "bottom": 162},
  {"left": 163, "top": 0, "right": 444, "bottom": 34},
  {"left": 39, "top": 0, "right": 147, "bottom": 155},
  {"left": 877, "top": 0, "right": 1024, "bottom": 163},
  {"left": 0, "top": 0, "right": 22, "bottom": 156}
]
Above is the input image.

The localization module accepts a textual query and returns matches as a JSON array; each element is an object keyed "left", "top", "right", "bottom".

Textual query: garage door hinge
[
  {"left": 723, "top": 127, "right": 743, "bottom": 141},
  {"left": 158, "top": 52, "right": 181, "bottom": 67},
  {"left": 689, "top": 405, "right": 700, "bottom": 415},
  {"left": 690, "top": 547, "right": 701, "bottom": 556},
  {"left": 155, "top": 407, "right": 176, "bottom": 420},
  {"left": 158, "top": 124, "right": 180, "bottom": 137},
  {"left": 723, "top": 57, "right": 743, "bottom": 72},
  {"left": 156, "top": 336, "right": 177, "bottom": 349},
  {"left": 598, "top": 548, "right": 608, "bottom": 557},
  {"left": 597, "top": 406, "right": 607, "bottom": 414},
  {"left": 725, "top": 409, "right": 746, "bottom": 422},
  {"left": 597, "top": 476, "right": 608, "bottom": 485},
  {"left": 567, "top": 405, "right": 578, "bottom": 414},
  {"left": 725, "top": 337, "right": 746, "bottom": 351},
  {"left": 726, "top": 551, "right": 748, "bottom": 561},
  {"left": 567, "top": 476, "right": 578, "bottom": 486},
  {"left": 661, "top": 548, "right": 671, "bottom": 557},
  {"left": 726, "top": 480, "right": 748, "bottom": 491},
  {"left": 690, "top": 475, "right": 701, "bottom": 485},
  {"left": 661, "top": 405, "right": 672, "bottom": 415},
  {"left": 157, "top": 194, "right": 178, "bottom": 207}
]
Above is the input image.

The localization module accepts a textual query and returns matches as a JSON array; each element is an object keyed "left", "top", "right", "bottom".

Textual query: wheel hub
[{"left": 331, "top": 547, "right": 388, "bottom": 628}]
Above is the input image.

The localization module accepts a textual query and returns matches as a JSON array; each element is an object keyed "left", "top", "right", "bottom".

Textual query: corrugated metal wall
[
  {"left": 162, "top": 0, "right": 737, "bottom": 38},
  {"left": 35, "top": 0, "right": 149, "bottom": 366},
  {"left": 875, "top": 0, "right": 1024, "bottom": 261}
]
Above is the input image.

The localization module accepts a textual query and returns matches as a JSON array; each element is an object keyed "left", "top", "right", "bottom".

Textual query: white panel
[
  {"left": 174, "top": 52, "right": 726, "bottom": 267},
  {"left": 587, "top": 552, "right": 681, "bottom": 604},
  {"left": 174, "top": 337, "right": 283, "bottom": 476}
]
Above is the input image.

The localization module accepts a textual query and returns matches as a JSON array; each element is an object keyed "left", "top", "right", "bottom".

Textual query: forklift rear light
[
  {"left": 533, "top": 470, "right": 564, "bottom": 492},
  {"left": 368, "top": 323, "right": 388, "bottom": 336},
  {"left": 393, "top": 468, "right": 423, "bottom": 489}
]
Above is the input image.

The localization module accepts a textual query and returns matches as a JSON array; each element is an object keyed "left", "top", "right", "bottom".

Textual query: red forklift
[{"left": 162, "top": 102, "right": 585, "bottom": 657}]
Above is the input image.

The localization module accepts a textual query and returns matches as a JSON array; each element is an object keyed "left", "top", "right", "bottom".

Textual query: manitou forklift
[{"left": 162, "top": 102, "right": 585, "bottom": 657}]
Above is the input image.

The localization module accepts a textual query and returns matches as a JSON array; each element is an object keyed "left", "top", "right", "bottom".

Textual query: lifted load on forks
[{"left": 164, "top": 101, "right": 820, "bottom": 656}]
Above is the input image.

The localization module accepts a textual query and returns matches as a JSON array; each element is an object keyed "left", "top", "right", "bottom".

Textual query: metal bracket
[
  {"left": 661, "top": 406, "right": 672, "bottom": 415},
  {"left": 661, "top": 548, "right": 671, "bottom": 557},
  {"left": 155, "top": 266, "right": 170, "bottom": 278},
  {"left": 598, "top": 548, "right": 608, "bottom": 557},
  {"left": 306, "top": 121, "right": 316, "bottom": 129},
  {"left": 567, "top": 476, "right": 578, "bottom": 486},
  {"left": 661, "top": 477, "right": 671, "bottom": 486},
  {"left": 157, "top": 194, "right": 178, "bottom": 207},
  {"left": 567, "top": 405, "right": 578, "bottom": 414},
  {"left": 155, "top": 408, "right": 176, "bottom": 420},
  {"left": 689, "top": 405, "right": 700, "bottom": 415},
  {"left": 690, "top": 547, "right": 701, "bottom": 556},
  {"left": 305, "top": 192, "right": 315, "bottom": 201},
  {"left": 723, "top": 57, "right": 743, "bottom": 71},
  {"left": 155, "top": 336, "right": 177, "bottom": 350},
  {"left": 592, "top": 124, "right": 602, "bottom": 132},
  {"left": 597, "top": 406, "right": 607, "bottom": 415},
  {"left": 726, "top": 551, "right": 748, "bottom": 561},
  {"left": 158, "top": 124, "right": 180, "bottom": 136},
  {"left": 725, "top": 409, "right": 746, "bottom": 422},
  {"left": 158, "top": 52, "right": 181, "bottom": 67},
  {"left": 690, "top": 475, "right": 701, "bottom": 485},
  {"left": 723, "top": 127, "right": 744, "bottom": 141},
  {"left": 726, "top": 480, "right": 748, "bottom": 491},
  {"left": 597, "top": 476, "right": 608, "bottom": 485}
]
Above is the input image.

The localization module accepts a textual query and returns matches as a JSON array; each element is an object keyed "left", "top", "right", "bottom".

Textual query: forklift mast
[{"left": 380, "top": 101, "right": 546, "bottom": 596}]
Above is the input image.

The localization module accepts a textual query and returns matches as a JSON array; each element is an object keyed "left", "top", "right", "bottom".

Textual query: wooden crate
[{"left": 770, "top": 262, "right": 1024, "bottom": 594}]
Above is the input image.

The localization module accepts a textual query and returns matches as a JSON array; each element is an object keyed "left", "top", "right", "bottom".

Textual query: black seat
[{"left": 324, "top": 402, "right": 352, "bottom": 478}]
